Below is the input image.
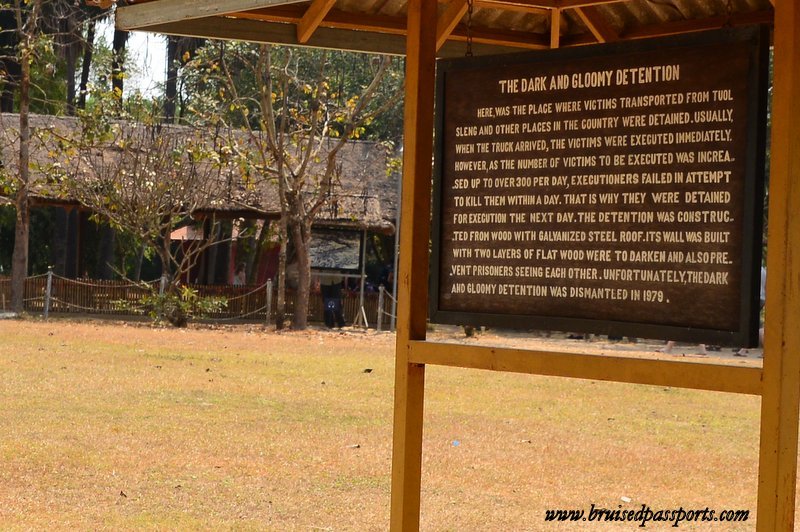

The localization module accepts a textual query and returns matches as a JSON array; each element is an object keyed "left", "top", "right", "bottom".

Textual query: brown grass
[{"left": 0, "top": 318, "right": 764, "bottom": 530}]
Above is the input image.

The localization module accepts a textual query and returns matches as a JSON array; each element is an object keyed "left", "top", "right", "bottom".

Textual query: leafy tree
[
  {"left": 1, "top": 1, "right": 109, "bottom": 115},
  {"left": 39, "top": 0, "right": 93, "bottom": 114},
  {"left": 41, "top": 1, "right": 110, "bottom": 113},
  {"left": 181, "top": 42, "right": 402, "bottom": 329}
]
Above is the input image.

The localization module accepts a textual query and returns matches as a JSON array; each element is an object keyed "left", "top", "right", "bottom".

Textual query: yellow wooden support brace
[
  {"left": 575, "top": 5, "right": 617, "bottom": 43},
  {"left": 437, "top": 0, "right": 469, "bottom": 51},
  {"left": 757, "top": 0, "right": 800, "bottom": 529},
  {"left": 297, "top": 0, "right": 337, "bottom": 44},
  {"left": 550, "top": 8, "right": 561, "bottom": 48},
  {"left": 390, "top": 0, "right": 437, "bottom": 530}
]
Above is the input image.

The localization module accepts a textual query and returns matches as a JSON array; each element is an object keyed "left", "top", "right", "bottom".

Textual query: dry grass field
[{"left": 0, "top": 318, "right": 766, "bottom": 530}]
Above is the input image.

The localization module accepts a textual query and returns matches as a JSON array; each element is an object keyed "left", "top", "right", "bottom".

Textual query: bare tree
[
  {"left": 185, "top": 43, "right": 401, "bottom": 329},
  {"left": 62, "top": 115, "right": 236, "bottom": 325}
]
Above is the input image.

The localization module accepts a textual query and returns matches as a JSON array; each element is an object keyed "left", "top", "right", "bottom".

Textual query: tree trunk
[
  {"left": 156, "top": 240, "right": 187, "bottom": 328},
  {"left": 275, "top": 216, "right": 287, "bottom": 330},
  {"left": 133, "top": 244, "right": 144, "bottom": 282},
  {"left": 291, "top": 221, "right": 312, "bottom": 330},
  {"left": 160, "top": 229, "right": 172, "bottom": 282},
  {"left": 164, "top": 36, "right": 179, "bottom": 123},
  {"left": 77, "top": 19, "right": 95, "bottom": 110},
  {"left": 10, "top": 26, "right": 31, "bottom": 312},
  {"left": 164, "top": 36, "right": 203, "bottom": 122},
  {"left": 63, "top": 16, "right": 78, "bottom": 115},
  {"left": 111, "top": 29, "right": 128, "bottom": 104},
  {"left": 10, "top": 195, "right": 29, "bottom": 312}
]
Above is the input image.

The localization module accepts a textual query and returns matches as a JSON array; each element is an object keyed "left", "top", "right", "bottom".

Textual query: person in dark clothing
[{"left": 320, "top": 275, "right": 346, "bottom": 328}]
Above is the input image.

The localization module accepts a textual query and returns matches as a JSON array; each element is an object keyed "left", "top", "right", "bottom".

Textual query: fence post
[
  {"left": 44, "top": 267, "right": 53, "bottom": 319},
  {"left": 378, "top": 286, "right": 385, "bottom": 332},
  {"left": 159, "top": 275, "right": 166, "bottom": 296},
  {"left": 265, "top": 279, "right": 273, "bottom": 326}
]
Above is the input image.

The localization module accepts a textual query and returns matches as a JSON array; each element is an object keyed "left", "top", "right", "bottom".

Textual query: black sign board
[
  {"left": 430, "top": 27, "right": 768, "bottom": 346},
  {"left": 310, "top": 229, "right": 363, "bottom": 272}
]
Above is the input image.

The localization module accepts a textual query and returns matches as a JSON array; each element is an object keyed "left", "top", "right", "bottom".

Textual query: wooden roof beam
[
  {"left": 473, "top": 0, "right": 548, "bottom": 15},
  {"left": 477, "top": 0, "right": 624, "bottom": 9},
  {"left": 116, "top": 0, "right": 307, "bottom": 31},
  {"left": 550, "top": 8, "right": 560, "bottom": 48},
  {"left": 449, "top": 26, "right": 549, "bottom": 48},
  {"left": 85, "top": 0, "right": 114, "bottom": 8},
  {"left": 238, "top": 6, "right": 407, "bottom": 34},
  {"left": 575, "top": 5, "right": 618, "bottom": 43},
  {"left": 623, "top": 8, "right": 774, "bottom": 40},
  {"left": 137, "top": 15, "right": 527, "bottom": 57},
  {"left": 555, "top": 0, "right": 625, "bottom": 7},
  {"left": 238, "top": 6, "right": 549, "bottom": 49},
  {"left": 437, "top": 0, "right": 469, "bottom": 51},
  {"left": 297, "top": 0, "right": 337, "bottom": 44}
]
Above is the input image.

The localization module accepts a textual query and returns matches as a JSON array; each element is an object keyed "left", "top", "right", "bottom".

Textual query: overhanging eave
[
  {"left": 139, "top": 16, "right": 528, "bottom": 57},
  {"left": 116, "top": 0, "right": 307, "bottom": 31}
]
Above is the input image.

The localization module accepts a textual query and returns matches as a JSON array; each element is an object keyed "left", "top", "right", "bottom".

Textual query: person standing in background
[
  {"left": 233, "top": 263, "right": 246, "bottom": 285},
  {"left": 321, "top": 274, "right": 346, "bottom": 328}
]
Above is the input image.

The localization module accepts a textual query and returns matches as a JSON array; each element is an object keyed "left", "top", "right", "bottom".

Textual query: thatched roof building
[{"left": 0, "top": 112, "right": 398, "bottom": 234}]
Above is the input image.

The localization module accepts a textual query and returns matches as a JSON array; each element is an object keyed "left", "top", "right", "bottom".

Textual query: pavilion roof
[{"left": 111, "top": 0, "right": 773, "bottom": 57}]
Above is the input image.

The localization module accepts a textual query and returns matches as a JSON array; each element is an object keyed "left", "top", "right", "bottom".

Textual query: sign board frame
[{"left": 429, "top": 27, "right": 769, "bottom": 347}]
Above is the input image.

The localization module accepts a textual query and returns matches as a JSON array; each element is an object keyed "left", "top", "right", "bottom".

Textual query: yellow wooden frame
[
  {"left": 756, "top": 1, "right": 800, "bottom": 529},
  {"left": 409, "top": 342, "right": 762, "bottom": 395},
  {"left": 391, "top": 1, "right": 800, "bottom": 530}
]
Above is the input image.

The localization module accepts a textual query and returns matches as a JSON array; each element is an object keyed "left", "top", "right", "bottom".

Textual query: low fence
[{"left": 0, "top": 273, "right": 395, "bottom": 329}]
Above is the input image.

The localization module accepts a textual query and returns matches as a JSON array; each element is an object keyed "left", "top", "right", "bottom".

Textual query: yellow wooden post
[
  {"left": 390, "top": 0, "right": 437, "bottom": 530},
  {"left": 756, "top": 1, "right": 800, "bottom": 530}
]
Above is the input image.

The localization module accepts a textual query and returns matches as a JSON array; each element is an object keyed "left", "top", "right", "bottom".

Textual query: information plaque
[
  {"left": 310, "top": 229, "right": 362, "bottom": 272},
  {"left": 429, "top": 27, "right": 768, "bottom": 346}
]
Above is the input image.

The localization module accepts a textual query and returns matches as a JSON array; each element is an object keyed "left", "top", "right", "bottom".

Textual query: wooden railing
[{"left": 0, "top": 274, "right": 394, "bottom": 328}]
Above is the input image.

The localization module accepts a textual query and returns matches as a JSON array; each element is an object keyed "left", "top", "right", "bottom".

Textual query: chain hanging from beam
[{"left": 466, "top": 0, "right": 474, "bottom": 57}]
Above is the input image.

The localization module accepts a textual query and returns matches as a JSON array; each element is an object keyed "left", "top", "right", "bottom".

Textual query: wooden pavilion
[{"left": 106, "top": 1, "right": 798, "bottom": 530}]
